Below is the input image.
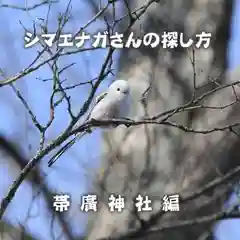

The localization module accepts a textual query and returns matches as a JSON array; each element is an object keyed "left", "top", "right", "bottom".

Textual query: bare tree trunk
[{"left": 87, "top": 0, "right": 237, "bottom": 239}]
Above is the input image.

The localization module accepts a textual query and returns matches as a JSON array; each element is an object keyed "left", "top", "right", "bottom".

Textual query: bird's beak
[{"left": 123, "top": 90, "right": 129, "bottom": 94}]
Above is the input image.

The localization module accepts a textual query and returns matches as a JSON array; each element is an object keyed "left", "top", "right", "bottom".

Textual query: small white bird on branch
[{"left": 48, "top": 79, "right": 131, "bottom": 167}]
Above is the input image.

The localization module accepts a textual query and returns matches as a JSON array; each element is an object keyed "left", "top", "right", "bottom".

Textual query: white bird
[{"left": 48, "top": 79, "right": 130, "bottom": 167}]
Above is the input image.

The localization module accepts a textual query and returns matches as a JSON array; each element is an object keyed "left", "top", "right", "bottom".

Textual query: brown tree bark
[{"left": 87, "top": 0, "right": 238, "bottom": 239}]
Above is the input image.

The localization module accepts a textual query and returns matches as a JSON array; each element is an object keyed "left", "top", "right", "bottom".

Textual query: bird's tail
[{"left": 48, "top": 131, "right": 87, "bottom": 167}]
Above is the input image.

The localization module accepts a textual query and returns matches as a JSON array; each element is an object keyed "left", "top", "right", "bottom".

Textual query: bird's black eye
[{"left": 117, "top": 88, "right": 120, "bottom": 91}]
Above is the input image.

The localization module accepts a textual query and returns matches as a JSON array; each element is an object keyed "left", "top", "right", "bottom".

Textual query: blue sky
[{"left": 0, "top": 0, "right": 239, "bottom": 239}]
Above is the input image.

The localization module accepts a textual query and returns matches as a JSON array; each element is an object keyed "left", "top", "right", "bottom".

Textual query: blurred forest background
[{"left": 0, "top": 0, "right": 240, "bottom": 239}]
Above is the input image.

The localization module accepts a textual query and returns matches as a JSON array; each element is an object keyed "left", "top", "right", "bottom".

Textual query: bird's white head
[{"left": 107, "top": 79, "right": 130, "bottom": 97}]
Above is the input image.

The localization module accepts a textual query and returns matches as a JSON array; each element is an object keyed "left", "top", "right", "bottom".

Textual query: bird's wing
[
  {"left": 95, "top": 92, "right": 107, "bottom": 104},
  {"left": 85, "top": 92, "right": 108, "bottom": 120}
]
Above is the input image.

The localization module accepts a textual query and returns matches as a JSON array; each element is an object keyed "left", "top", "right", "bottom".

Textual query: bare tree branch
[
  {"left": 0, "top": 1, "right": 58, "bottom": 11},
  {"left": 0, "top": 135, "right": 76, "bottom": 240}
]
